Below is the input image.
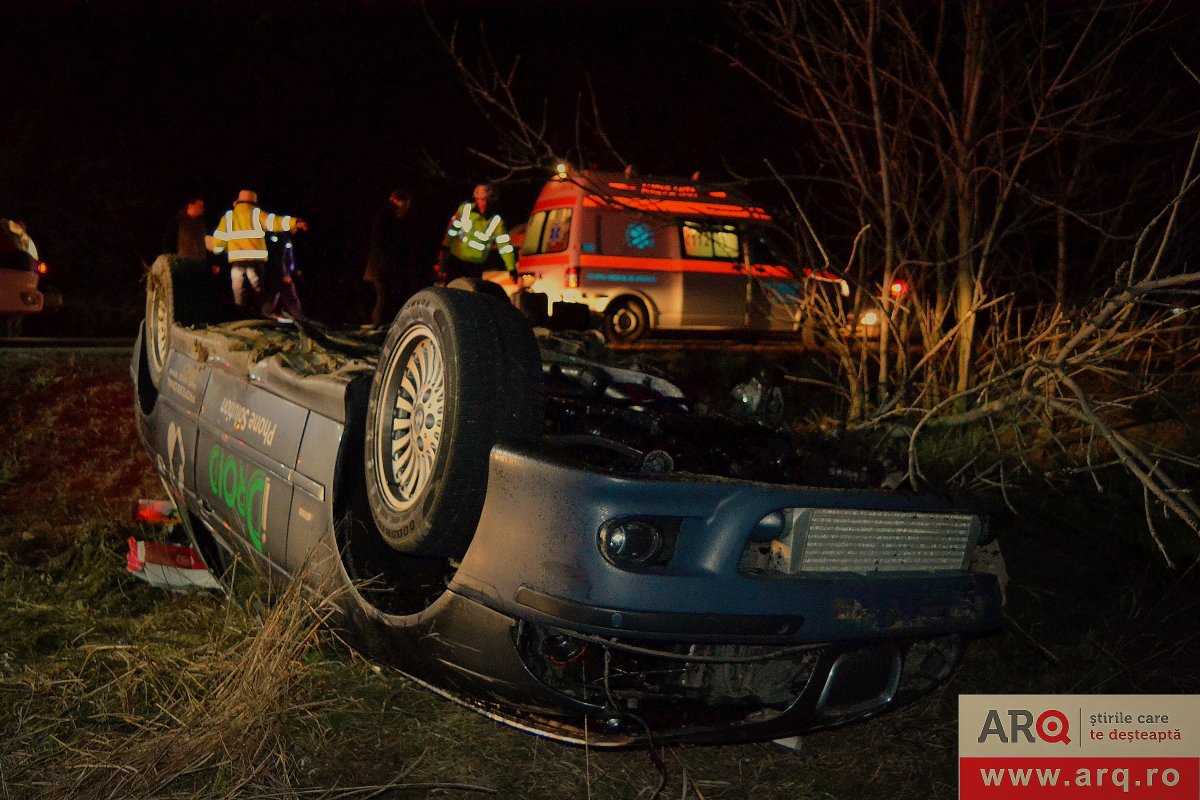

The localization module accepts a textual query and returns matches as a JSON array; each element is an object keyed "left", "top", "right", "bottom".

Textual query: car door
[
  {"left": 195, "top": 370, "right": 304, "bottom": 564},
  {"left": 744, "top": 227, "right": 810, "bottom": 331},
  {"left": 678, "top": 221, "right": 749, "bottom": 329}
]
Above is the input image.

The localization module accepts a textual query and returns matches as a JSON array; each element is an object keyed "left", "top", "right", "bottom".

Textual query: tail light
[
  {"left": 36, "top": 261, "right": 48, "bottom": 275},
  {"left": 566, "top": 266, "right": 580, "bottom": 289}
]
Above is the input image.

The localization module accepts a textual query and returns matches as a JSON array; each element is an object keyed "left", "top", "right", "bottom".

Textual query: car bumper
[
  {"left": 452, "top": 446, "right": 1001, "bottom": 644},
  {"left": 397, "top": 446, "right": 1001, "bottom": 745}
]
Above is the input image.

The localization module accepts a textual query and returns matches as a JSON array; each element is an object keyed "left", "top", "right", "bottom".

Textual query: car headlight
[{"left": 598, "top": 517, "right": 679, "bottom": 569}]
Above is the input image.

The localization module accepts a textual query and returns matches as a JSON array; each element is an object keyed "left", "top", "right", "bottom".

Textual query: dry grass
[
  {"left": 1, "top": 350, "right": 1197, "bottom": 800},
  {"left": 24, "top": 572, "right": 339, "bottom": 799}
]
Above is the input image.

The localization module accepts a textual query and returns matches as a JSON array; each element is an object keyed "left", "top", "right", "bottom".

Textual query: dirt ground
[{"left": 1, "top": 349, "right": 1197, "bottom": 800}]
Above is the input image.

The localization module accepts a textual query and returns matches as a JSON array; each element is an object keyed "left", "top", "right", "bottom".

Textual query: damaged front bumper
[{"left": 377, "top": 446, "right": 1002, "bottom": 746}]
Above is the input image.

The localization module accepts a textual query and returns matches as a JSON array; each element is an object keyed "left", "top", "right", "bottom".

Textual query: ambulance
[{"left": 501, "top": 169, "right": 846, "bottom": 342}]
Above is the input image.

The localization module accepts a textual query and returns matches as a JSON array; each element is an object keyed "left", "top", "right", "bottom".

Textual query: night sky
[{"left": 2, "top": 0, "right": 781, "bottom": 328}]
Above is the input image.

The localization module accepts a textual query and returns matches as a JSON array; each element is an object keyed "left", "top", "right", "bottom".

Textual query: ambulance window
[
  {"left": 682, "top": 222, "right": 741, "bottom": 260},
  {"left": 521, "top": 212, "right": 547, "bottom": 256},
  {"left": 544, "top": 208, "right": 572, "bottom": 253},
  {"left": 748, "top": 227, "right": 792, "bottom": 265}
]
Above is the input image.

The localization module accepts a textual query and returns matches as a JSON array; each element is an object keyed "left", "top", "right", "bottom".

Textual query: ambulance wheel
[
  {"left": 446, "top": 276, "right": 510, "bottom": 302},
  {"left": 603, "top": 297, "right": 649, "bottom": 343},
  {"left": 364, "top": 288, "right": 543, "bottom": 556}
]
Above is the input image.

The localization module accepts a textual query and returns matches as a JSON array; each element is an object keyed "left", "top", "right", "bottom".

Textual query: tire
[
  {"left": 145, "top": 254, "right": 219, "bottom": 388},
  {"left": 145, "top": 258, "right": 175, "bottom": 389},
  {"left": 602, "top": 297, "right": 650, "bottom": 343},
  {"left": 446, "top": 276, "right": 510, "bottom": 302},
  {"left": 364, "top": 288, "right": 544, "bottom": 556}
]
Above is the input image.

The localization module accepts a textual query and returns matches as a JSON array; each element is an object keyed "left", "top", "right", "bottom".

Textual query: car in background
[
  {"left": 133, "top": 255, "right": 1003, "bottom": 747},
  {"left": 0, "top": 218, "right": 46, "bottom": 322}
]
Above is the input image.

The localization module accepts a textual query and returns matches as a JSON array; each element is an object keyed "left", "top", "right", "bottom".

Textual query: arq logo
[{"left": 977, "top": 708, "right": 1071, "bottom": 745}]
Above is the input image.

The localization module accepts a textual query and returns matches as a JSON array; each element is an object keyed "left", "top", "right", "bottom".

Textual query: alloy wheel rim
[{"left": 378, "top": 325, "right": 445, "bottom": 511}]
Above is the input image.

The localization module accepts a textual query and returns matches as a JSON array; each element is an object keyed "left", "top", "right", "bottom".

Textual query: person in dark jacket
[
  {"left": 162, "top": 195, "right": 209, "bottom": 259},
  {"left": 363, "top": 189, "right": 416, "bottom": 324},
  {"left": 262, "top": 231, "right": 304, "bottom": 320}
]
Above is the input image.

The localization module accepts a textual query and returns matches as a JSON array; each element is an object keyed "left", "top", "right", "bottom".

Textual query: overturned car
[{"left": 133, "top": 256, "right": 1002, "bottom": 747}]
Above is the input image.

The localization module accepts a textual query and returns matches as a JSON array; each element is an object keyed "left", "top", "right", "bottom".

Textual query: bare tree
[
  {"left": 719, "top": 1, "right": 1200, "bottom": 560},
  {"left": 723, "top": 0, "right": 1189, "bottom": 412},
  {"left": 900, "top": 133, "right": 1200, "bottom": 563}
]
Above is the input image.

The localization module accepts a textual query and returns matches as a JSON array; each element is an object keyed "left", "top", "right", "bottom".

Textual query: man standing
[
  {"left": 364, "top": 189, "right": 416, "bottom": 324},
  {"left": 211, "top": 189, "right": 307, "bottom": 313},
  {"left": 439, "top": 184, "right": 516, "bottom": 283},
  {"left": 162, "top": 195, "right": 209, "bottom": 259}
]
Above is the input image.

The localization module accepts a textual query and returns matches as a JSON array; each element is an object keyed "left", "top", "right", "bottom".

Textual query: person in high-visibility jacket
[
  {"left": 439, "top": 184, "right": 516, "bottom": 283},
  {"left": 212, "top": 189, "right": 308, "bottom": 312}
]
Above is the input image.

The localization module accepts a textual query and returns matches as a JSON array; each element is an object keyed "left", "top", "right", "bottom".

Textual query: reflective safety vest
[
  {"left": 212, "top": 202, "right": 298, "bottom": 262},
  {"left": 445, "top": 202, "right": 516, "bottom": 272}
]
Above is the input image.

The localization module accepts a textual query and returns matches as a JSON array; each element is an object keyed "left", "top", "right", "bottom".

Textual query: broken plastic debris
[
  {"left": 133, "top": 498, "right": 182, "bottom": 525},
  {"left": 771, "top": 736, "right": 803, "bottom": 753},
  {"left": 126, "top": 536, "right": 221, "bottom": 592}
]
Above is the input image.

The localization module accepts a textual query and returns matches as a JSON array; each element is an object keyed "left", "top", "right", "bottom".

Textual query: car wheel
[
  {"left": 446, "top": 276, "right": 510, "bottom": 302},
  {"left": 144, "top": 255, "right": 218, "bottom": 388},
  {"left": 145, "top": 258, "right": 175, "bottom": 388},
  {"left": 364, "top": 288, "right": 543, "bottom": 556},
  {"left": 603, "top": 297, "right": 649, "bottom": 343}
]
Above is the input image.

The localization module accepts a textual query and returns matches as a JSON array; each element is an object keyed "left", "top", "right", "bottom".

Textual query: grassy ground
[{"left": 0, "top": 350, "right": 1197, "bottom": 799}]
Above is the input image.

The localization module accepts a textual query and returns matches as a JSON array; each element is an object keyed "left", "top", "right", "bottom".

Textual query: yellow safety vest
[
  {"left": 446, "top": 203, "right": 516, "bottom": 272},
  {"left": 212, "top": 202, "right": 297, "bottom": 262}
]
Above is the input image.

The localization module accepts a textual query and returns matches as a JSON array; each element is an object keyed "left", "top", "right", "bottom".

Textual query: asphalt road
[{"left": 0, "top": 337, "right": 134, "bottom": 352}]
